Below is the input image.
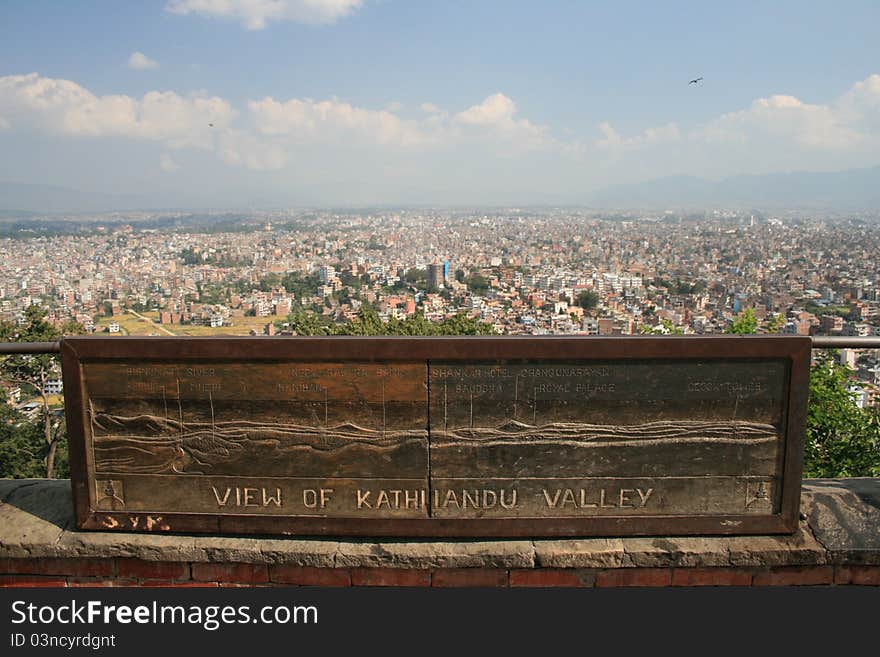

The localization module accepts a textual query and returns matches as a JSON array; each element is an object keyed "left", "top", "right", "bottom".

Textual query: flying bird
[
  {"left": 208, "top": 123, "right": 214, "bottom": 127},
  {"left": 688, "top": 77, "right": 703, "bottom": 85}
]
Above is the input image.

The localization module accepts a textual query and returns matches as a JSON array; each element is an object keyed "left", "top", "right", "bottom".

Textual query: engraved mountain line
[
  {"left": 92, "top": 412, "right": 777, "bottom": 446},
  {"left": 92, "top": 412, "right": 425, "bottom": 447},
  {"left": 90, "top": 409, "right": 429, "bottom": 476},
  {"left": 433, "top": 420, "right": 778, "bottom": 445},
  {"left": 90, "top": 406, "right": 779, "bottom": 477}
]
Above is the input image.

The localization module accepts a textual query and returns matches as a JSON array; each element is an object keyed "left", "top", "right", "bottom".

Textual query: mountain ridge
[{"left": 591, "top": 165, "right": 880, "bottom": 209}]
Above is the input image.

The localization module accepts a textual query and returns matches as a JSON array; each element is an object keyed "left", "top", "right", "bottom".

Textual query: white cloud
[
  {"left": 452, "top": 93, "right": 551, "bottom": 150},
  {"left": 594, "top": 74, "right": 880, "bottom": 177},
  {"left": 597, "top": 121, "right": 680, "bottom": 150},
  {"left": 248, "top": 96, "right": 429, "bottom": 147},
  {"left": 0, "top": 115, "right": 9, "bottom": 130},
  {"left": 454, "top": 93, "right": 518, "bottom": 127},
  {"left": 698, "top": 94, "right": 861, "bottom": 150},
  {"left": 0, "top": 73, "right": 579, "bottom": 174},
  {"left": 0, "top": 73, "right": 236, "bottom": 149},
  {"left": 159, "top": 153, "right": 180, "bottom": 172},
  {"left": 826, "top": 73, "right": 880, "bottom": 138},
  {"left": 420, "top": 102, "right": 443, "bottom": 114},
  {"left": 246, "top": 92, "right": 568, "bottom": 155},
  {"left": 128, "top": 51, "right": 159, "bottom": 70},
  {"left": 166, "top": 0, "right": 363, "bottom": 30}
]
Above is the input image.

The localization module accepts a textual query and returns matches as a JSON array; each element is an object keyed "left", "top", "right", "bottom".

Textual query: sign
[{"left": 61, "top": 336, "right": 810, "bottom": 537}]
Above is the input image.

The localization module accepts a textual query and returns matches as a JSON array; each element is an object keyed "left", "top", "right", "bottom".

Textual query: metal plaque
[{"left": 61, "top": 336, "right": 810, "bottom": 537}]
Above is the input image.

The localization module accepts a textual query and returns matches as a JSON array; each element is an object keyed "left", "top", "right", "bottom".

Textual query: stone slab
[{"left": 802, "top": 479, "right": 880, "bottom": 565}]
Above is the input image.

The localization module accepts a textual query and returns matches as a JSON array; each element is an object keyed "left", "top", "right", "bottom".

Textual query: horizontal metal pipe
[
  {"left": 0, "top": 337, "right": 879, "bottom": 355},
  {"left": 0, "top": 341, "right": 61, "bottom": 354},
  {"left": 810, "top": 336, "right": 880, "bottom": 349}
]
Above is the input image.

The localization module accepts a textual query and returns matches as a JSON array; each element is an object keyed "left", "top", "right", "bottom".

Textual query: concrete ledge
[{"left": 1, "top": 478, "right": 879, "bottom": 586}]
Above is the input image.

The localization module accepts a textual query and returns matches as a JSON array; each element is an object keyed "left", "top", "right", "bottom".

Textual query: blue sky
[{"left": 1, "top": 1, "right": 879, "bottom": 207}]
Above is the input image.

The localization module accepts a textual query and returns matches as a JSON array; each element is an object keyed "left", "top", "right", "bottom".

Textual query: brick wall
[{"left": 2, "top": 559, "right": 878, "bottom": 588}]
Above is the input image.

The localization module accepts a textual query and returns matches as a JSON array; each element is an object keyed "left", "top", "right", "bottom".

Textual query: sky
[{"left": 1, "top": 0, "right": 879, "bottom": 207}]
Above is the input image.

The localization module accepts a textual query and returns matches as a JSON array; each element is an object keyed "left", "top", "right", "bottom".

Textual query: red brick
[
  {"left": 351, "top": 568, "right": 430, "bottom": 587},
  {"left": 671, "top": 568, "right": 753, "bottom": 587},
  {"left": 191, "top": 563, "right": 268, "bottom": 584},
  {"left": 117, "top": 559, "right": 190, "bottom": 581},
  {"left": 431, "top": 569, "right": 509, "bottom": 587},
  {"left": 510, "top": 569, "right": 594, "bottom": 587},
  {"left": 139, "top": 581, "right": 220, "bottom": 588},
  {"left": 0, "top": 557, "right": 114, "bottom": 578},
  {"left": 753, "top": 566, "right": 833, "bottom": 586},
  {"left": 269, "top": 566, "right": 351, "bottom": 586},
  {"left": 596, "top": 568, "right": 672, "bottom": 587},
  {"left": 67, "top": 578, "right": 138, "bottom": 587},
  {"left": 834, "top": 566, "right": 880, "bottom": 586},
  {"left": 0, "top": 575, "right": 67, "bottom": 587}
]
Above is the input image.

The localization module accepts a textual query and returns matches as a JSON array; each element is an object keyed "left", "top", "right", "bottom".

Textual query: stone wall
[{"left": 1, "top": 479, "right": 878, "bottom": 587}]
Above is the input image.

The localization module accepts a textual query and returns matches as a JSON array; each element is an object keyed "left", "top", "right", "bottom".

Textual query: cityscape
[{"left": 3, "top": 207, "right": 880, "bottom": 407}]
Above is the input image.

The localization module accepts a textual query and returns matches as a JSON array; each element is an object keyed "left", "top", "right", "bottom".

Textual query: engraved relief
[
  {"left": 95, "top": 479, "right": 125, "bottom": 510},
  {"left": 78, "top": 356, "right": 791, "bottom": 522}
]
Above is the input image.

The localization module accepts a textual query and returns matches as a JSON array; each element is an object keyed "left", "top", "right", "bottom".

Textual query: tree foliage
[
  {"left": 0, "top": 401, "right": 45, "bottom": 478},
  {"left": 466, "top": 273, "right": 489, "bottom": 294},
  {"left": 0, "top": 305, "right": 84, "bottom": 478},
  {"left": 765, "top": 313, "right": 786, "bottom": 333},
  {"left": 286, "top": 307, "right": 494, "bottom": 337},
  {"left": 804, "top": 353, "right": 880, "bottom": 477},
  {"left": 726, "top": 308, "right": 758, "bottom": 334},
  {"left": 575, "top": 290, "right": 599, "bottom": 310}
]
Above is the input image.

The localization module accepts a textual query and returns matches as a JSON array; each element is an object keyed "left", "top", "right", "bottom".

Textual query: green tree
[
  {"left": 466, "top": 273, "right": 489, "bottom": 294},
  {"left": 437, "top": 313, "right": 495, "bottom": 336},
  {"left": 765, "top": 313, "right": 786, "bottom": 333},
  {"left": 726, "top": 308, "right": 758, "bottom": 334},
  {"left": 286, "top": 311, "right": 336, "bottom": 336},
  {"left": 0, "top": 400, "right": 45, "bottom": 478},
  {"left": 339, "top": 307, "right": 385, "bottom": 335},
  {"left": 0, "top": 305, "right": 85, "bottom": 478},
  {"left": 404, "top": 268, "right": 426, "bottom": 286},
  {"left": 575, "top": 290, "right": 599, "bottom": 310},
  {"left": 334, "top": 307, "right": 494, "bottom": 336},
  {"left": 804, "top": 353, "right": 880, "bottom": 477}
]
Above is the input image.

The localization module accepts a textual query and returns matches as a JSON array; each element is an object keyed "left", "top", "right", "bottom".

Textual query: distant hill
[
  {"left": 591, "top": 166, "right": 880, "bottom": 210},
  {"left": 0, "top": 182, "right": 151, "bottom": 213},
  {"left": 4, "top": 165, "right": 880, "bottom": 213}
]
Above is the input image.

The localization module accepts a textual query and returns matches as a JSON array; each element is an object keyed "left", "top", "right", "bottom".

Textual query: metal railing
[
  {"left": 0, "top": 341, "right": 61, "bottom": 354},
  {"left": 1, "top": 336, "right": 880, "bottom": 356},
  {"left": 809, "top": 337, "right": 880, "bottom": 349}
]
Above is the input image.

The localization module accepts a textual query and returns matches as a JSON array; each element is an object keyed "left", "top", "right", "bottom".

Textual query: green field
[{"left": 95, "top": 312, "right": 277, "bottom": 336}]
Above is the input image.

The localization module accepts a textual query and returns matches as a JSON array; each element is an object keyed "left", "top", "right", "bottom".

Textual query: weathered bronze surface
[{"left": 61, "top": 336, "right": 810, "bottom": 537}]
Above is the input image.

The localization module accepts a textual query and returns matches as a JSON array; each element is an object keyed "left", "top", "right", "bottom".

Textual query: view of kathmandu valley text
[{"left": 2, "top": 208, "right": 880, "bottom": 482}]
